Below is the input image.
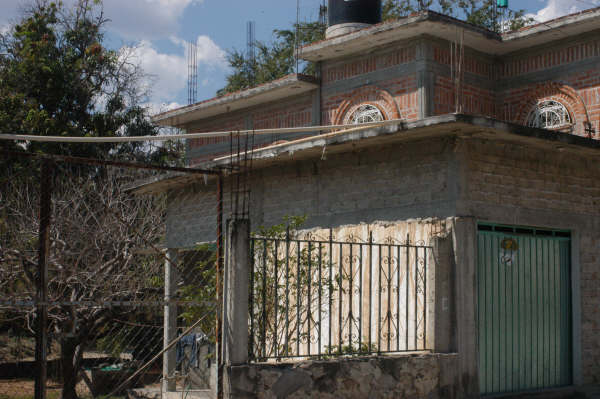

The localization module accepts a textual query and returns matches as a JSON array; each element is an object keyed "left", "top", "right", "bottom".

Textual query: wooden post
[{"left": 35, "top": 160, "right": 52, "bottom": 399}]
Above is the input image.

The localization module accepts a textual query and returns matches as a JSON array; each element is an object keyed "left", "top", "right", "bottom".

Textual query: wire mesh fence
[{"left": 0, "top": 153, "right": 220, "bottom": 399}]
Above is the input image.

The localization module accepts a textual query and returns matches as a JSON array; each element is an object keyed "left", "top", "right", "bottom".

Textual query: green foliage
[
  {"left": 0, "top": 0, "right": 180, "bottom": 163},
  {"left": 217, "top": 21, "right": 326, "bottom": 96},
  {"left": 177, "top": 244, "right": 218, "bottom": 338},
  {"left": 322, "top": 342, "right": 378, "bottom": 358},
  {"left": 382, "top": 0, "right": 532, "bottom": 31},
  {"left": 251, "top": 215, "right": 346, "bottom": 359}
]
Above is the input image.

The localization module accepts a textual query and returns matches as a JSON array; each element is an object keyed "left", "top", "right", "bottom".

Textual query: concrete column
[
  {"left": 222, "top": 220, "right": 250, "bottom": 399},
  {"left": 222, "top": 219, "right": 250, "bottom": 366},
  {"left": 451, "top": 217, "right": 479, "bottom": 398},
  {"left": 427, "top": 231, "right": 456, "bottom": 353},
  {"left": 163, "top": 249, "right": 179, "bottom": 393}
]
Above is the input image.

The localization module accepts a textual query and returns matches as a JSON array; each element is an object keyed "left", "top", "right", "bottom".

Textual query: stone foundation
[{"left": 225, "top": 353, "right": 460, "bottom": 399}]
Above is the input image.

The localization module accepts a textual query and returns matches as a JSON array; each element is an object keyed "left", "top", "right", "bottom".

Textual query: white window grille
[
  {"left": 526, "top": 100, "right": 572, "bottom": 129},
  {"left": 351, "top": 104, "right": 384, "bottom": 124}
]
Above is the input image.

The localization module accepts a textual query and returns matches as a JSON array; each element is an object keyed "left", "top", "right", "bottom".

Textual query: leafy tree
[
  {"left": 382, "top": 0, "right": 532, "bottom": 32},
  {"left": 0, "top": 0, "right": 177, "bottom": 163},
  {"left": 218, "top": 20, "right": 326, "bottom": 96}
]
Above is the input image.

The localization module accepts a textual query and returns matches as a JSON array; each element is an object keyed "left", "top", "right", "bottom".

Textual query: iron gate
[{"left": 477, "top": 224, "right": 572, "bottom": 395}]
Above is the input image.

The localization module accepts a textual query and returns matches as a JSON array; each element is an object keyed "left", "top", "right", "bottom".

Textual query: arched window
[
  {"left": 351, "top": 104, "right": 384, "bottom": 124},
  {"left": 526, "top": 100, "right": 572, "bottom": 129}
]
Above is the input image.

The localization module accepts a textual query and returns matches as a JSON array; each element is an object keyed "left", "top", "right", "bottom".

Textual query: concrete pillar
[
  {"left": 222, "top": 219, "right": 250, "bottom": 366},
  {"left": 163, "top": 249, "right": 179, "bottom": 393},
  {"left": 427, "top": 231, "right": 456, "bottom": 353},
  {"left": 451, "top": 217, "right": 479, "bottom": 398}
]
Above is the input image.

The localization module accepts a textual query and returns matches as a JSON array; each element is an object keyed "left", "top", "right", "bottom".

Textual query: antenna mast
[
  {"left": 246, "top": 21, "right": 256, "bottom": 86},
  {"left": 187, "top": 41, "right": 198, "bottom": 105}
]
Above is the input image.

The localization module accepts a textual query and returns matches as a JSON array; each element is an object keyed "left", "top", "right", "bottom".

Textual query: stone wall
[{"left": 226, "top": 353, "right": 460, "bottom": 399}]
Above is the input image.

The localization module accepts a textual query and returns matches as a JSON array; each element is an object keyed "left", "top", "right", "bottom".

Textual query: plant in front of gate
[{"left": 251, "top": 216, "right": 347, "bottom": 360}]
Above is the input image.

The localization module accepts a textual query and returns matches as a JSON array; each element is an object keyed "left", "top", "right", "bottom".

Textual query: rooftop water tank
[{"left": 326, "top": 0, "right": 382, "bottom": 39}]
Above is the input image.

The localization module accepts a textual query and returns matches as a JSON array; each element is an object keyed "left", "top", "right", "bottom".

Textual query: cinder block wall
[
  {"left": 458, "top": 137, "right": 600, "bottom": 385},
  {"left": 165, "top": 136, "right": 458, "bottom": 248}
]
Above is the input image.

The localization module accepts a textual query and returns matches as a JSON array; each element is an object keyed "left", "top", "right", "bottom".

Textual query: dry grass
[{"left": 0, "top": 379, "right": 61, "bottom": 399}]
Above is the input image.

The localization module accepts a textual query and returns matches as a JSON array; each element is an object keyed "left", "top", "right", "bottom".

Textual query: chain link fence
[{"left": 0, "top": 153, "right": 220, "bottom": 399}]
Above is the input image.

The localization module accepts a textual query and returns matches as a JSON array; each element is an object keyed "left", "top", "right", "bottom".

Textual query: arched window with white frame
[
  {"left": 351, "top": 104, "right": 384, "bottom": 124},
  {"left": 526, "top": 100, "right": 573, "bottom": 130}
]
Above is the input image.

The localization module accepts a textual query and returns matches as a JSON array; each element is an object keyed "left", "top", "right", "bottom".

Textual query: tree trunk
[{"left": 61, "top": 338, "right": 80, "bottom": 399}]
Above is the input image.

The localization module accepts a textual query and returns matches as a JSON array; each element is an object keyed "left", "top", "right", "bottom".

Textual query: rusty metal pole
[
  {"left": 35, "top": 160, "right": 52, "bottom": 399},
  {"left": 216, "top": 174, "right": 224, "bottom": 399}
]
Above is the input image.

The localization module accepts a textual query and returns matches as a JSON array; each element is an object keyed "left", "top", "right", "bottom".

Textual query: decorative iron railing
[{"left": 249, "top": 230, "right": 431, "bottom": 361}]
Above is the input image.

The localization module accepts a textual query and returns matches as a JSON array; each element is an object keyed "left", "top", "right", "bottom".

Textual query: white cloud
[
  {"left": 126, "top": 35, "right": 226, "bottom": 106},
  {"left": 102, "top": 0, "right": 204, "bottom": 40},
  {"left": 529, "top": 0, "right": 600, "bottom": 22}
]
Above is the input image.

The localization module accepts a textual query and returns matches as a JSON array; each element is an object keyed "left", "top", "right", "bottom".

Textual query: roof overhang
[
  {"left": 300, "top": 8, "right": 600, "bottom": 61},
  {"left": 152, "top": 74, "right": 319, "bottom": 128},
  {"left": 131, "top": 114, "right": 600, "bottom": 195}
]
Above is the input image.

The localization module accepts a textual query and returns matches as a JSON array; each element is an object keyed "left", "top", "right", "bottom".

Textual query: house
[{"left": 139, "top": 1, "right": 600, "bottom": 397}]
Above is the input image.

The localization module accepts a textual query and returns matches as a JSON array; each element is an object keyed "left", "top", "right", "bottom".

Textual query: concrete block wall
[
  {"left": 457, "top": 137, "right": 600, "bottom": 385},
  {"left": 165, "top": 136, "right": 457, "bottom": 248}
]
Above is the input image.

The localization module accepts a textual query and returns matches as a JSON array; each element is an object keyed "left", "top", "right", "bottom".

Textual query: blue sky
[{"left": 1, "top": 0, "right": 599, "bottom": 115}]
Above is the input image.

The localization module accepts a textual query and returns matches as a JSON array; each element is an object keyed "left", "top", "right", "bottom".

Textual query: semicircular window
[
  {"left": 351, "top": 104, "right": 384, "bottom": 124},
  {"left": 527, "top": 100, "right": 572, "bottom": 129}
]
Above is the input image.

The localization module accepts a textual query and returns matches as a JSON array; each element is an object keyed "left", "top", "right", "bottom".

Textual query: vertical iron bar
[
  {"left": 329, "top": 229, "right": 333, "bottom": 354},
  {"left": 216, "top": 174, "right": 224, "bottom": 399},
  {"left": 307, "top": 242, "right": 312, "bottom": 356},
  {"left": 406, "top": 236, "right": 410, "bottom": 350},
  {"left": 274, "top": 240, "right": 279, "bottom": 358},
  {"left": 318, "top": 243, "right": 322, "bottom": 357},
  {"left": 349, "top": 244, "right": 353, "bottom": 352},
  {"left": 358, "top": 244, "right": 363, "bottom": 353},
  {"left": 387, "top": 244, "right": 392, "bottom": 351},
  {"left": 378, "top": 243, "right": 382, "bottom": 353},
  {"left": 262, "top": 239, "right": 267, "bottom": 359},
  {"left": 368, "top": 232, "right": 373, "bottom": 353},
  {"left": 414, "top": 246, "right": 418, "bottom": 349},
  {"left": 35, "top": 160, "right": 52, "bottom": 399},
  {"left": 396, "top": 245, "right": 400, "bottom": 351},
  {"left": 285, "top": 228, "right": 290, "bottom": 357},
  {"left": 249, "top": 239, "right": 255, "bottom": 360},
  {"left": 338, "top": 243, "right": 343, "bottom": 354},
  {"left": 296, "top": 240, "right": 301, "bottom": 356},
  {"left": 423, "top": 247, "right": 427, "bottom": 350}
]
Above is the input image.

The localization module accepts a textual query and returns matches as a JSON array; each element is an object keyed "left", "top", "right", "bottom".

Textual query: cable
[{"left": 0, "top": 119, "right": 399, "bottom": 143}]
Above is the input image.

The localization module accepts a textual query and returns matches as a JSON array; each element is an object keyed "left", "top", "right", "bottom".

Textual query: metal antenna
[
  {"left": 187, "top": 40, "right": 198, "bottom": 105},
  {"left": 295, "top": 0, "right": 300, "bottom": 74},
  {"left": 246, "top": 21, "right": 256, "bottom": 86}
]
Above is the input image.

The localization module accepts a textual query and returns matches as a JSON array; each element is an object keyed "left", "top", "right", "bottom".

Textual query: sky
[{"left": 0, "top": 0, "right": 599, "bottom": 116}]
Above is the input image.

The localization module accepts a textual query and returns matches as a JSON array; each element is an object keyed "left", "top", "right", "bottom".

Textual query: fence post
[
  {"left": 222, "top": 219, "right": 250, "bottom": 397},
  {"left": 163, "top": 249, "right": 179, "bottom": 393},
  {"left": 35, "top": 160, "right": 53, "bottom": 399}
]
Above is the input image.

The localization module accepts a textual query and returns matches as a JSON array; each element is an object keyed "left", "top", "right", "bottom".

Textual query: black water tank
[{"left": 328, "top": 0, "right": 382, "bottom": 27}]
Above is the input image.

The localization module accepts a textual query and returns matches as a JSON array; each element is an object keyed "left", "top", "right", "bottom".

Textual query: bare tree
[{"left": 0, "top": 163, "right": 166, "bottom": 399}]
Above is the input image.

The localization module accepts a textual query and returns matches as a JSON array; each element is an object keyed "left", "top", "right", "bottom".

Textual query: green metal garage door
[{"left": 477, "top": 224, "right": 572, "bottom": 395}]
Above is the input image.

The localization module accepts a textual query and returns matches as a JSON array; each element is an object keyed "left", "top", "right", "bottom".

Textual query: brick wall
[
  {"left": 434, "top": 75, "right": 496, "bottom": 118},
  {"left": 322, "top": 46, "right": 416, "bottom": 85},
  {"left": 184, "top": 93, "right": 315, "bottom": 165},
  {"left": 460, "top": 138, "right": 600, "bottom": 385}
]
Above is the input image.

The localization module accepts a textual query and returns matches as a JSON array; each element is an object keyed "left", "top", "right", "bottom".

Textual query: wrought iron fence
[{"left": 249, "top": 230, "right": 431, "bottom": 361}]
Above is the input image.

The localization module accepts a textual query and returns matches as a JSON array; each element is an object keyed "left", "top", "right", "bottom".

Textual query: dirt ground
[{"left": 0, "top": 379, "right": 62, "bottom": 399}]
